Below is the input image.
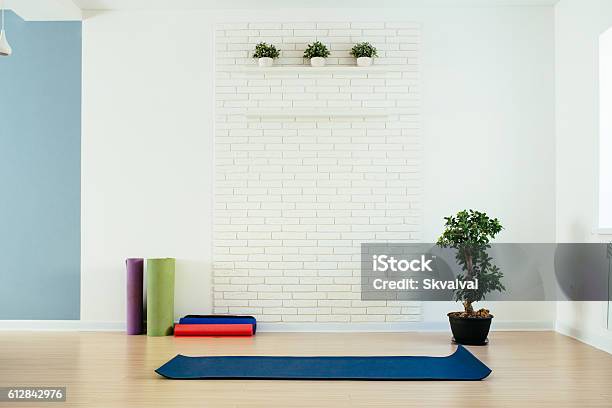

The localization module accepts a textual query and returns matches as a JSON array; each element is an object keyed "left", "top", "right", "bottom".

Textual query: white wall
[
  {"left": 555, "top": 0, "right": 612, "bottom": 353},
  {"left": 420, "top": 5, "right": 556, "bottom": 325},
  {"left": 82, "top": 5, "right": 556, "bottom": 327},
  {"left": 81, "top": 11, "right": 215, "bottom": 322}
]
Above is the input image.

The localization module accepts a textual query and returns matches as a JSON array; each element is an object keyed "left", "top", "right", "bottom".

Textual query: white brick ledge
[
  {"left": 239, "top": 65, "right": 411, "bottom": 73},
  {"left": 240, "top": 108, "right": 403, "bottom": 117}
]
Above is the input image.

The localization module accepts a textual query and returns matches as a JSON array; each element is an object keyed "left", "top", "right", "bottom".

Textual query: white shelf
[
  {"left": 243, "top": 108, "right": 398, "bottom": 118},
  {"left": 238, "top": 65, "right": 409, "bottom": 73}
]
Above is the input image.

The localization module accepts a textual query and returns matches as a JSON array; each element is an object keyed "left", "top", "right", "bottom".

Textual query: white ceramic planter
[
  {"left": 258, "top": 57, "right": 274, "bottom": 67},
  {"left": 356, "top": 57, "right": 373, "bottom": 67},
  {"left": 310, "top": 57, "right": 326, "bottom": 67}
]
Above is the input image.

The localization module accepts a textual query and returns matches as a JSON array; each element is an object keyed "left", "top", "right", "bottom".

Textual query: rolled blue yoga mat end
[{"left": 179, "top": 316, "right": 257, "bottom": 333}]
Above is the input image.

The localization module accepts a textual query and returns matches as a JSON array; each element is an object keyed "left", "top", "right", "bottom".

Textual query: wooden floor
[{"left": 0, "top": 331, "right": 611, "bottom": 407}]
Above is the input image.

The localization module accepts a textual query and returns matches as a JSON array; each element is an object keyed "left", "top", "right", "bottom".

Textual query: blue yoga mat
[
  {"left": 155, "top": 345, "right": 491, "bottom": 380},
  {"left": 178, "top": 316, "right": 257, "bottom": 333}
]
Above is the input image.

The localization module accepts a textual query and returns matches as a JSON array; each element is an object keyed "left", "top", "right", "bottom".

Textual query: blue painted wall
[{"left": 0, "top": 12, "right": 81, "bottom": 319}]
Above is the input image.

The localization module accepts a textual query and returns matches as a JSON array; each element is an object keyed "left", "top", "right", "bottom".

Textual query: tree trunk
[
  {"left": 463, "top": 300, "right": 474, "bottom": 315},
  {"left": 463, "top": 249, "right": 473, "bottom": 279},
  {"left": 462, "top": 249, "right": 475, "bottom": 315}
]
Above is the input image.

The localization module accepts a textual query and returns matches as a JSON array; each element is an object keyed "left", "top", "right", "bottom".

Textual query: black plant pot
[{"left": 448, "top": 315, "right": 492, "bottom": 345}]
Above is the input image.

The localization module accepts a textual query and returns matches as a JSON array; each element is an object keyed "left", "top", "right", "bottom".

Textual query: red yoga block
[{"left": 173, "top": 324, "right": 253, "bottom": 337}]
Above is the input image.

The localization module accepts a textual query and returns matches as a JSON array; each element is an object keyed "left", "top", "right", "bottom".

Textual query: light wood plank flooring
[{"left": 0, "top": 331, "right": 611, "bottom": 407}]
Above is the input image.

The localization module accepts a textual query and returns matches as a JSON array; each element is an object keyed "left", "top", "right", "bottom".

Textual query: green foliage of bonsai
[
  {"left": 303, "top": 41, "right": 330, "bottom": 59},
  {"left": 350, "top": 42, "right": 378, "bottom": 58},
  {"left": 253, "top": 42, "right": 280, "bottom": 59},
  {"left": 436, "top": 209, "right": 505, "bottom": 316}
]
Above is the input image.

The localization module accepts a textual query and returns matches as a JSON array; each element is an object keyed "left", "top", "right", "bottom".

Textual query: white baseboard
[
  {"left": 555, "top": 322, "right": 612, "bottom": 355},
  {"left": 260, "top": 320, "right": 553, "bottom": 332},
  {"left": 0, "top": 319, "right": 552, "bottom": 332},
  {"left": 0, "top": 320, "right": 124, "bottom": 331},
  {"left": 491, "top": 320, "right": 554, "bottom": 331}
]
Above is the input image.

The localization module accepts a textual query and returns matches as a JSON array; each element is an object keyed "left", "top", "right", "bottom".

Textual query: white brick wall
[{"left": 214, "top": 22, "right": 422, "bottom": 323}]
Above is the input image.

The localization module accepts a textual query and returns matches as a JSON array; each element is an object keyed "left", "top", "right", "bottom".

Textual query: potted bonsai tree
[
  {"left": 303, "top": 41, "right": 330, "bottom": 67},
  {"left": 436, "top": 209, "right": 505, "bottom": 345},
  {"left": 253, "top": 42, "right": 280, "bottom": 67},
  {"left": 350, "top": 42, "right": 378, "bottom": 67}
]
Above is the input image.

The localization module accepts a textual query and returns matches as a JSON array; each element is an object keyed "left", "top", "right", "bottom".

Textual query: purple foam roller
[{"left": 126, "top": 258, "right": 144, "bottom": 335}]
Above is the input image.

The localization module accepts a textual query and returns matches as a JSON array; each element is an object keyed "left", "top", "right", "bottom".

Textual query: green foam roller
[{"left": 146, "top": 258, "right": 175, "bottom": 336}]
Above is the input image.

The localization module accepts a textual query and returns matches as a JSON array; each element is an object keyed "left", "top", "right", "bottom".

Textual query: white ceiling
[
  {"left": 7, "top": 0, "right": 82, "bottom": 21},
  {"left": 75, "top": 0, "right": 560, "bottom": 10},
  {"left": 9, "top": 0, "right": 560, "bottom": 21}
]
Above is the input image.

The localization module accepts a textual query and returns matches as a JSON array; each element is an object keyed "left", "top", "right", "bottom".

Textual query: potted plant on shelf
[
  {"left": 303, "top": 41, "right": 330, "bottom": 67},
  {"left": 436, "top": 209, "right": 505, "bottom": 345},
  {"left": 253, "top": 42, "right": 280, "bottom": 67},
  {"left": 350, "top": 42, "right": 378, "bottom": 67}
]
